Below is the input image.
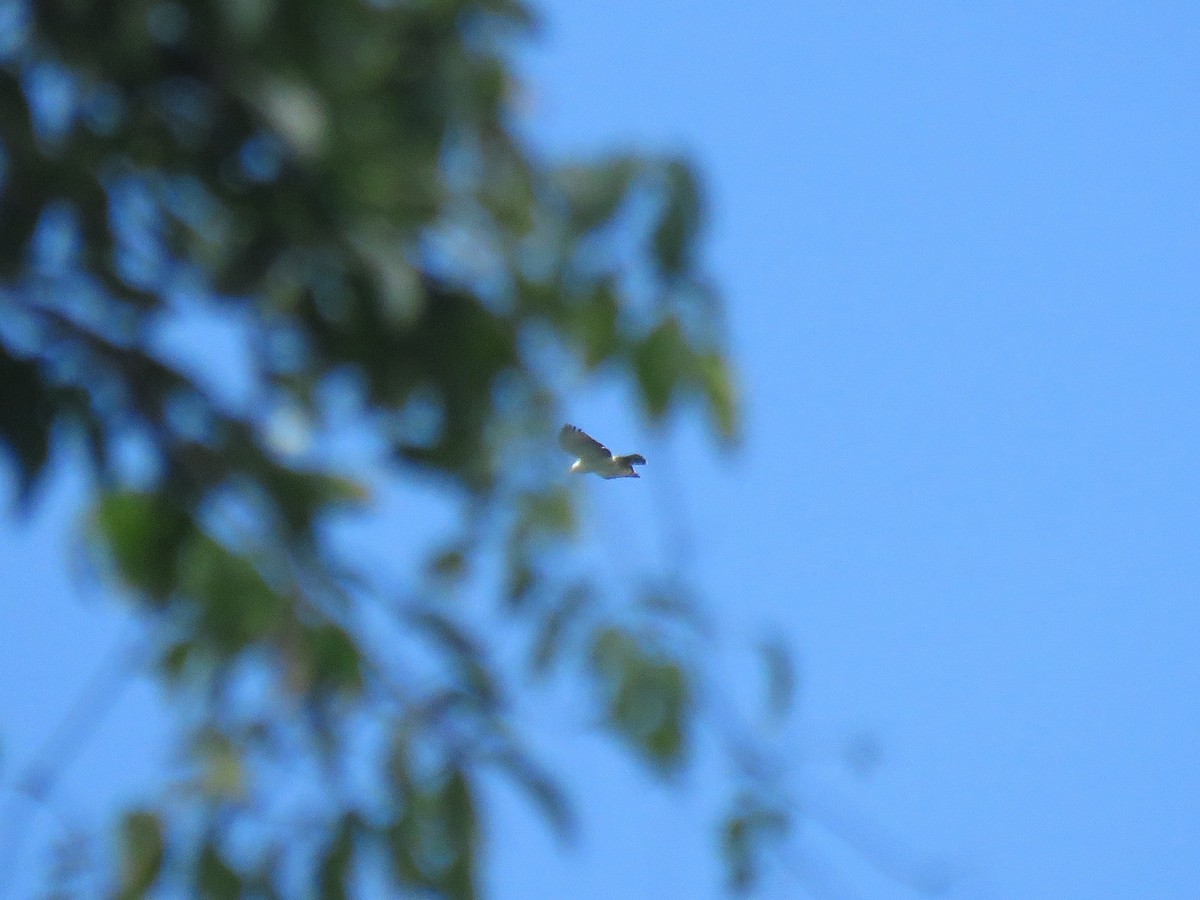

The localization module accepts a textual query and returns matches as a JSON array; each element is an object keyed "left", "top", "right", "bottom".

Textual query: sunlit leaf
[{"left": 517, "top": 485, "right": 575, "bottom": 539}]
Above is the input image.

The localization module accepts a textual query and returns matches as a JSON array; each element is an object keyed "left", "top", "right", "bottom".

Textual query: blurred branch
[{"left": 0, "top": 628, "right": 148, "bottom": 897}]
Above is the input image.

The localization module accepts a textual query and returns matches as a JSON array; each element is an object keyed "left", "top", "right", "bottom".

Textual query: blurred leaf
[
  {"left": 759, "top": 638, "right": 796, "bottom": 719},
  {"left": 0, "top": 345, "right": 56, "bottom": 505},
  {"left": 158, "top": 639, "right": 206, "bottom": 684},
  {"left": 409, "top": 609, "right": 481, "bottom": 659},
  {"left": 639, "top": 588, "right": 704, "bottom": 629},
  {"left": 556, "top": 157, "right": 640, "bottom": 234},
  {"left": 517, "top": 485, "right": 575, "bottom": 539},
  {"left": 196, "top": 730, "right": 244, "bottom": 801},
  {"left": 255, "top": 465, "right": 370, "bottom": 536},
  {"left": 720, "top": 794, "right": 789, "bottom": 894},
  {"left": 441, "top": 769, "right": 478, "bottom": 900},
  {"left": 505, "top": 559, "right": 535, "bottom": 610},
  {"left": 652, "top": 159, "right": 702, "bottom": 276},
  {"left": 178, "top": 536, "right": 285, "bottom": 655},
  {"left": 197, "top": 839, "right": 241, "bottom": 898},
  {"left": 409, "top": 610, "right": 499, "bottom": 710},
  {"left": 572, "top": 279, "right": 622, "bottom": 369},
  {"left": 390, "top": 766, "right": 479, "bottom": 900},
  {"left": 634, "top": 316, "right": 691, "bottom": 419},
  {"left": 305, "top": 623, "right": 365, "bottom": 696},
  {"left": 428, "top": 544, "right": 468, "bottom": 582},
  {"left": 591, "top": 627, "right": 691, "bottom": 771},
  {"left": 491, "top": 746, "right": 574, "bottom": 840},
  {"left": 318, "top": 814, "right": 357, "bottom": 900},
  {"left": 94, "top": 492, "right": 194, "bottom": 602},
  {"left": 530, "top": 585, "right": 591, "bottom": 677},
  {"left": 696, "top": 351, "right": 740, "bottom": 442},
  {"left": 117, "top": 810, "right": 164, "bottom": 900}
]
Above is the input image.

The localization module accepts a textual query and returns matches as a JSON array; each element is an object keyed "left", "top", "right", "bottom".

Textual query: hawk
[{"left": 559, "top": 424, "right": 646, "bottom": 479}]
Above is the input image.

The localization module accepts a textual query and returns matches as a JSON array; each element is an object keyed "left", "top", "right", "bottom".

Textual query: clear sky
[{"left": 3, "top": 2, "right": 1199, "bottom": 898}]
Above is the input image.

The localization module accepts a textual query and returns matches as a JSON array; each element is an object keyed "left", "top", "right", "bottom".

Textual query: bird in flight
[{"left": 559, "top": 424, "right": 646, "bottom": 479}]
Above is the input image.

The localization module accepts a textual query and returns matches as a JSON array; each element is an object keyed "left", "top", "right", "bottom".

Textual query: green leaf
[
  {"left": 256, "top": 465, "right": 370, "bottom": 536},
  {"left": 556, "top": 157, "right": 640, "bottom": 234},
  {"left": 441, "top": 770, "right": 478, "bottom": 900},
  {"left": 591, "top": 627, "right": 691, "bottom": 771},
  {"left": 159, "top": 640, "right": 200, "bottom": 683},
  {"left": 197, "top": 839, "right": 242, "bottom": 898},
  {"left": 652, "top": 159, "right": 702, "bottom": 276},
  {"left": 318, "top": 814, "right": 357, "bottom": 900},
  {"left": 390, "top": 767, "right": 479, "bottom": 900},
  {"left": 696, "top": 351, "right": 740, "bottom": 442},
  {"left": 94, "top": 491, "right": 194, "bottom": 602},
  {"left": 117, "top": 809, "right": 164, "bottom": 899},
  {"left": 633, "top": 316, "right": 691, "bottom": 419},
  {"left": 178, "top": 536, "right": 285, "bottom": 655},
  {"left": 573, "top": 279, "right": 622, "bottom": 370},
  {"left": 306, "top": 623, "right": 365, "bottom": 696},
  {"left": 0, "top": 345, "right": 56, "bottom": 505}
]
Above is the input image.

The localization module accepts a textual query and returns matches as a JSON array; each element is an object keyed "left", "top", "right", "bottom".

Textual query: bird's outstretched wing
[
  {"left": 559, "top": 424, "right": 611, "bottom": 462},
  {"left": 615, "top": 454, "right": 646, "bottom": 466}
]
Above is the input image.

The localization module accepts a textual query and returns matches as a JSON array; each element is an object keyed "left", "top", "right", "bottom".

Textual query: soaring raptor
[{"left": 559, "top": 425, "right": 646, "bottom": 479}]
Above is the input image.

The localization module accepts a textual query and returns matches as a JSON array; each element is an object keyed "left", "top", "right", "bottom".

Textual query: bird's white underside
[{"left": 568, "top": 457, "right": 638, "bottom": 478}]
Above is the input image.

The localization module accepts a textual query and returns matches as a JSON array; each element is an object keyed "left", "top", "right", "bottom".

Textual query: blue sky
[
  {"left": 3, "top": 2, "right": 1200, "bottom": 898},
  {"left": 512, "top": 2, "right": 1200, "bottom": 897}
]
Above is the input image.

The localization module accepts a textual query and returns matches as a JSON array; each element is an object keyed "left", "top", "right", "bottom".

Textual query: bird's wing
[
  {"left": 615, "top": 454, "right": 646, "bottom": 466},
  {"left": 559, "top": 424, "right": 611, "bottom": 461}
]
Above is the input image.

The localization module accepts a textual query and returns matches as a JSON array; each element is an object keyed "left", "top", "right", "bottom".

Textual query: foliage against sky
[{"left": 0, "top": 1, "right": 778, "bottom": 895}]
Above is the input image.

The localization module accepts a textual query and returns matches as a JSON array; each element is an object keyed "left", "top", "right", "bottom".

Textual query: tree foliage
[{"left": 0, "top": 0, "right": 777, "bottom": 895}]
